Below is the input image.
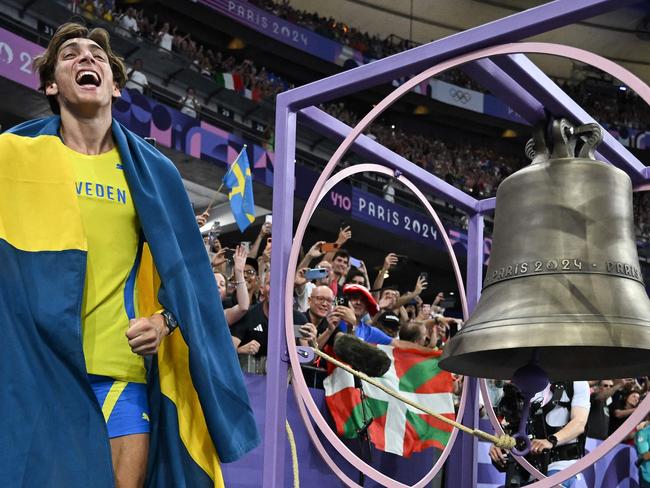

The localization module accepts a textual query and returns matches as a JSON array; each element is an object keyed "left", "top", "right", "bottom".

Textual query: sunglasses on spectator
[{"left": 244, "top": 269, "right": 257, "bottom": 276}]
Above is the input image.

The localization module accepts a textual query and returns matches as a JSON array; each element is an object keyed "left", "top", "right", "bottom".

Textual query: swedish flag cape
[{"left": 0, "top": 116, "right": 260, "bottom": 487}]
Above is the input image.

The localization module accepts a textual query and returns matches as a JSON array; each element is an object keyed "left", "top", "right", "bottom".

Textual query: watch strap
[{"left": 160, "top": 309, "right": 179, "bottom": 334}]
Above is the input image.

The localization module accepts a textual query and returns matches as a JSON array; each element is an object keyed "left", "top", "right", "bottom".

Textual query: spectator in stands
[
  {"left": 427, "top": 315, "right": 457, "bottom": 349},
  {"left": 382, "top": 179, "right": 396, "bottom": 203},
  {"left": 587, "top": 379, "right": 624, "bottom": 440},
  {"left": 372, "top": 252, "right": 398, "bottom": 297},
  {"left": 136, "top": 11, "right": 157, "bottom": 41},
  {"left": 155, "top": 22, "right": 174, "bottom": 52},
  {"left": 243, "top": 257, "right": 261, "bottom": 306},
  {"left": 399, "top": 321, "right": 430, "bottom": 346},
  {"left": 117, "top": 7, "right": 139, "bottom": 37},
  {"left": 124, "top": 58, "right": 148, "bottom": 94},
  {"left": 374, "top": 310, "right": 401, "bottom": 338},
  {"left": 214, "top": 245, "right": 249, "bottom": 326},
  {"left": 330, "top": 249, "right": 351, "bottom": 303},
  {"left": 332, "top": 284, "right": 395, "bottom": 345},
  {"left": 302, "top": 285, "right": 340, "bottom": 349},
  {"left": 609, "top": 387, "right": 643, "bottom": 437},
  {"left": 231, "top": 271, "right": 317, "bottom": 358},
  {"left": 179, "top": 86, "right": 200, "bottom": 118},
  {"left": 345, "top": 267, "right": 367, "bottom": 287}
]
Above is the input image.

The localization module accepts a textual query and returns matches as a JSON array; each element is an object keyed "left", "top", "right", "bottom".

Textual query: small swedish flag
[{"left": 223, "top": 147, "right": 255, "bottom": 232}]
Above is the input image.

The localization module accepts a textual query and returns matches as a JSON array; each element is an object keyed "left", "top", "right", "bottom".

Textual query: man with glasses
[
  {"left": 587, "top": 379, "right": 624, "bottom": 440},
  {"left": 295, "top": 259, "right": 334, "bottom": 313},
  {"left": 305, "top": 286, "right": 340, "bottom": 349},
  {"left": 243, "top": 257, "right": 261, "bottom": 305}
]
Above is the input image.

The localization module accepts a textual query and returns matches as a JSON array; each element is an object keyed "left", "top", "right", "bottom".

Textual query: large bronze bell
[{"left": 440, "top": 119, "right": 650, "bottom": 381}]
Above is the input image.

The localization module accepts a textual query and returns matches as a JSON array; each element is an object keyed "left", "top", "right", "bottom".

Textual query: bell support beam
[
  {"left": 446, "top": 213, "right": 485, "bottom": 488},
  {"left": 263, "top": 94, "right": 297, "bottom": 488},
  {"left": 298, "top": 106, "right": 478, "bottom": 214},
  {"left": 462, "top": 59, "right": 548, "bottom": 126},
  {"left": 475, "top": 197, "right": 496, "bottom": 215},
  {"left": 492, "top": 54, "right": 647, "bottom": 183},
  {"left": 277, "top": 0, "right": 632, "bottom": 111}
]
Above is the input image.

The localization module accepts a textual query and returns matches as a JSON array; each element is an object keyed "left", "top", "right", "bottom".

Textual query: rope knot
[{"left": 494, "top": 434, "right": 516, "bottom": 450}]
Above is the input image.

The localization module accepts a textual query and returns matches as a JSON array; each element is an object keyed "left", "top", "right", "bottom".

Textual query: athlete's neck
[{"left": 59, "top": 110, "right": 114, "bottom": 155}]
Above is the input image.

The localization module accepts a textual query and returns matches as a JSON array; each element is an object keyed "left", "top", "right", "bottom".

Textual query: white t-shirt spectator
[
  {"left": 125, "top": 69, "right": 148, "bottom": 94},
  {"left": 158, "top": 32, "right": 173, "bottom": 52},
  {"left": 119, "top": 14, "right": 139, "bottom": 34},
  {"left": 180, "top": 95, "right": 200, "bottom": 118}
]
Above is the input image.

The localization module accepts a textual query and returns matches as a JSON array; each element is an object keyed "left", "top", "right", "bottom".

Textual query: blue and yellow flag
[
  {"left": 223, "top": 148, "right": 255, "bottom": 232},
  {"left": 2, "top": 116, "right": 260, "bottom": 487}
]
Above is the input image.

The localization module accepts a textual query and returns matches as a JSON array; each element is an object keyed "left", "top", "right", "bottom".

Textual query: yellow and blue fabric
[
  {"left": 223, "top": 149, "right": 255, "bottom": 232},
  {"left": 67, "top": 145, "right": 146, "bottom": 383},
  {"left": 1, "top": 116, "right": 260, "bottom": 487},
  {"left": 88, "top": 374, "right": 150, "bottom": 438}
]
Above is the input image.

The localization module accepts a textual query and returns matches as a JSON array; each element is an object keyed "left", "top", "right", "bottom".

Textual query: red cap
[{"left": 342, "top": 284, "right": 379, "bottom": 316}]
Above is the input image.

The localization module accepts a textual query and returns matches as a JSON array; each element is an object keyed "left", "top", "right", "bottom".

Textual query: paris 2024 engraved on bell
[{"left": 440, "top": 119, "right": 650, "bottom": 381}]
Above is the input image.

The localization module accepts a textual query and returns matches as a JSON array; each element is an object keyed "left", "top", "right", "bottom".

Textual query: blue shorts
[{"left": 88, "top": 374, "right": 150, "bottom": 438}]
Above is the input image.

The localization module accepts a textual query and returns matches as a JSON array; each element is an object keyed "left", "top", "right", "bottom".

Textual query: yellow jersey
[{"left": 66, "top": 144, "right": 145, "bottom": 383}]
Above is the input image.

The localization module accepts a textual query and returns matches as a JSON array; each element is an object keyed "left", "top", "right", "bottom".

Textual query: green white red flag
[{"left": 323, "top": 345, "right": 455, "bottom": 457}]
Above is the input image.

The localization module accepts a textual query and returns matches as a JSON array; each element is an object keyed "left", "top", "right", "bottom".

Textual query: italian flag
[
  {"left": 323, "top": 345, "right": 455, "bottom": 457},
  {"left": 215, "top": 73, "right": 244, "bottom": 93}
]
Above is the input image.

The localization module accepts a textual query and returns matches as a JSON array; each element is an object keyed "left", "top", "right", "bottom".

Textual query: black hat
[{"left": 376, "top": 311, "right": 401, "bottom": 330}]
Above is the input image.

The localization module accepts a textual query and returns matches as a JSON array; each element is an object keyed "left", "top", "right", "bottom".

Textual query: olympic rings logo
[
  {"left": 0, "top": 42, "right": 14, "bottom": 64},
  {"left": 449, "top": 87, "right": 472, "bottom": 104}
]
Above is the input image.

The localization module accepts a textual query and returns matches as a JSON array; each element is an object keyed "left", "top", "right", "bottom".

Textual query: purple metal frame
[{"left": 267, "top": 1, "right": 649, "bottom": 487}]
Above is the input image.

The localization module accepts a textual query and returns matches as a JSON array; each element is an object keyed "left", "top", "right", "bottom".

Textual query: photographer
[{"left": 489, "top": 381, "right": 590, "bottom": 487}]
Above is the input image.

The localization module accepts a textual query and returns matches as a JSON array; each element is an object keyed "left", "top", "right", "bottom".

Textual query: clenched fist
[{"left": 126, "top": 314, "right": 168, "bottom": 356}]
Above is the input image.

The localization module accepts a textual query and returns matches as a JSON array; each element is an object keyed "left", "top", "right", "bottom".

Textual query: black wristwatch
[
  {"left": 547, "top": 435, "right": 558, "bottom": 448},
  {"left": 160, "top": 309, "right": 179, "bottom": 335}
]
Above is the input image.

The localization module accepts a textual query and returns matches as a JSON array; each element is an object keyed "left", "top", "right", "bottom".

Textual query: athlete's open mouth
[{"left": 75, "top": 70, "right": 101, "bottom": 87}]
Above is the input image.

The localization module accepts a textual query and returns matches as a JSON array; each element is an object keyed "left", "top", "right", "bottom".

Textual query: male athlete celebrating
[{"left": 0, "top": 23, "right": 258, "bottom": 487}]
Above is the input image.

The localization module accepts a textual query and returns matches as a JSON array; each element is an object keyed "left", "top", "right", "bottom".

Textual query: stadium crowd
[
  {"left": 249, "top": 0, "right": 650, "bottom": 128},
  {"left": 324, "top": 102, "right": 519, "bottom": 198},
  {"left": 200, "top": 218, "right": 461, "bottom": 374}
]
